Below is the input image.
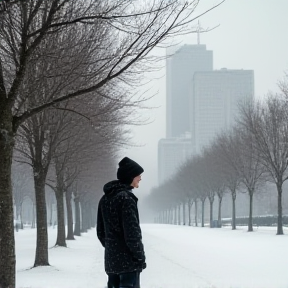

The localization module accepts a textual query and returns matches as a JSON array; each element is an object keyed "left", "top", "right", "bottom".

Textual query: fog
[{"left": 121, "top": 0, "right": 288, "bottom": 198}]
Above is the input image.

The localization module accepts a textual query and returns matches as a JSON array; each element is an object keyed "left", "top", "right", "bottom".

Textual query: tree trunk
[
  {"left": 0, "top": 107, "right": 15, "bottom": 288},
  {"left": 167, "top": 208, "right": 170, "bottom": 224},
  {"left": 166, "top": 209, "right": 168, "bottom": 224},
  {"left": 87, "top": 202, "right": 93, "bottom": 229},
  {"left": 73, "top": 196, "right": 81, "bottom": 236},
  {"left": 81, "top": 201, "right": 88, "bottom": 233},
  {"left": 276, "top": 182, "right": 283, "bottom": 235},
  {"left": 217, "top": 196, "right": 222, "bottom": 228},
  {"left": 66, "top": 189, "right": 75, "bottom": 240},
  {"left": 168, "top": 208, "right": 172, "bottom": 224},
  {"left": 194, "top": 200, "right": 198, "bottom": 227},
  {"left": 20, "top": 203, "right": 24, "bottom": 229},
  {"left": 248, "top": 189, "right": 254, "bottom": 232},
  {"left": 231, "top": 192, "right": 236, "bottom": 230},
  {"left": 16, "top": 203, "right": 21, "bottom": 225},
  {"left": 209, "top": 198, "right": 214, "bottom": 228},
  {"left": 182, "top": 202, "right": 186, "bottom": 225},
  {"left": 55, "top": 189, "right": 66, "bottom": 247},
  {"left": 174, "top": 206, "right": 177, "bottom": 225},
  {"left": 33, "top": 174, "right": 49, "bottom": 266},
  {"left": 201, "top": 199, "right": 205, "bottom": 227},
  {"left": 178, "top": 204, "right": 181, "bottom": 225},
  {"left": 188, "top": 200, "right": 192, "bottom": 226}
]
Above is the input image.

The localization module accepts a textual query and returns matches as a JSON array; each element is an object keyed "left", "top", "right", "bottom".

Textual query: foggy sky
[{"left": 118, "top": 0, "right": 288, "bottom": 199}]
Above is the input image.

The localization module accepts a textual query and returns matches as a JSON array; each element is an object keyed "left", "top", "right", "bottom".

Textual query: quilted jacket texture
[{"left": 97, "top": 180, "right": 146, "bottom": 274}]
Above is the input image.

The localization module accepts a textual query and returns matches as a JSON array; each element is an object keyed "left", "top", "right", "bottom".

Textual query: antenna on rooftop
[{"left": 197, "top": 20, "right": 204, "bottom": 45}]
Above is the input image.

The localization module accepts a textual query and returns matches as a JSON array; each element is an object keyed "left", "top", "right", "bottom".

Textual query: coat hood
[{"left": 103, "top": 180, "right": 133, "bottom": 196}]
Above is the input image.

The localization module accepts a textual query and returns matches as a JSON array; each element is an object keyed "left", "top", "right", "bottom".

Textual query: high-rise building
[
  {"left": 191, "top": 69, "right": 254, "bottom": 154},
  {"left": 166, "top": 44, "right": 213, "bottom": 138},
  {"left": 159, "top": 43, "right": 254, "bottom": 185},
  {"left": 158, "top": 133, "right": 192, "bottom": 184}
]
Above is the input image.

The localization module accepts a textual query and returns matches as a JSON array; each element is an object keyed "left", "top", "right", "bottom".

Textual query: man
[{"left": 97, "top": 157, "right": 146, "bottom": 288}]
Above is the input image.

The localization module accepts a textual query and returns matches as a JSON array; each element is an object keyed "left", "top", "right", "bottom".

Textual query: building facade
[
  {"left": 158, "top": 133, "right": 192, "bottom": 184},
  {"left": 191, "top": 69, "right": 254, "bottom": 154},
  {"left": 166, "top": 44, "right": 213, "bottom": 138}
]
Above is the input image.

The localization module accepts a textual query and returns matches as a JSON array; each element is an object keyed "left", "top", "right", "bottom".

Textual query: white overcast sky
[{"left": 118, "top": 0, "right": 288, "bottom": 198}]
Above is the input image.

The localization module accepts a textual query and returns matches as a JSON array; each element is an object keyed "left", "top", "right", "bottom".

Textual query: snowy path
[
  {"left": 141, "top": 224, "right": 288, "bottom": 288},
  {"left": 141, "top": 225, "right": 214, "bottom": 288},
  {"left": 16, "top": 224, "right": 288, "bottom": 288}
]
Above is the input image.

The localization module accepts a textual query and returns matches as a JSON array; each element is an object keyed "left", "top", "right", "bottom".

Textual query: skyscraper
[
  {"left": 159, "top": 44, "right": 254, "bottom": 185},
  {"left": 158, "top": 133, "right": 192, "bottom": 184},
  {"left": 166, "top": 44, "right": 213, "bottom": 138},
  {"left": 191, "top": 69, "right": 254, "bottom": 154}
]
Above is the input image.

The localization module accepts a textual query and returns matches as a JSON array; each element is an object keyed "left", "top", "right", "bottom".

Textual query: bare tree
[
  {"left": 179, "top": 157, "right": 203, "bottom": 227},
  {"left": 186, "top": 156, "right": 208, "bottom": 227},
  {"left": 175, "top": 162, "right": 195, "bottom": 226},
  {"left": 210, "top": 163, "right": 226, "bottom": 228},
  {"left": 212, "top": 132, "right": 242, "bottom": 230},
  {"left": 210, "top": 126, "right": 266, "bottom": 231},
  {"left": 233, "top": 126, "right": 266, "bottom": 231},
  {"left": 73, "top": 183, "right": 81, "bottom": 237},
  {"left": 239, "top": 93, "right": 288, "bottom": 235},
  {"left": 200, "top": 148, "right": 227, "bottom": 228},
  {"left": 15, "top": 107, "right": 70, "bottom": 265},
  {"left": 173, "top": 169, "right": 191, "bottom": 225},
  {"left": 144, "top": 176, "right": 180, "bottom": 224},
  {"left": 49, "top": 97, "right": 124, "bottom": 246},
  {"left": 12, "top": 163, "right": 33, "bottom": 229},
  {"left": 65, "top": 186, "right": 74, "bottom": 240},
  {"left": 202, "top": 156, "right": 216, "bottom": 228}
]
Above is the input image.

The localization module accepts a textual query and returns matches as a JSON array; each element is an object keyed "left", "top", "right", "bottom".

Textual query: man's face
[{"left": 131, "top": 175, "right": 142, "bottom": 188}]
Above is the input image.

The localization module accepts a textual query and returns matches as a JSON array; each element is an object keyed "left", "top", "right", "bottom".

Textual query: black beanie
[{"left": 117, "top": 157, "right": 144, "bottom": 185}]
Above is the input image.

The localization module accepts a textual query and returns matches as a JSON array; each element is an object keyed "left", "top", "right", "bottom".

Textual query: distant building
[
  {"left": 158, "top": 133, "right": 192, "bottom": 185},
  {"left": 166, "top": 44, "right": 213, "bottom": 138},
  {"left": 159, "top": 43, "right": 254, "bottom": 184},
  {"left": 191, "top": 69, "right": 254, "bottom": 154}
]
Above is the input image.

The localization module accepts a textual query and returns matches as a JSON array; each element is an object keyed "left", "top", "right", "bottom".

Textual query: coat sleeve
[
  {"left": 96, "top": 198, "right": 105, "bottom": 247},
  {"left": 121, "top": 196, "right": 145, "bottom": 263}
]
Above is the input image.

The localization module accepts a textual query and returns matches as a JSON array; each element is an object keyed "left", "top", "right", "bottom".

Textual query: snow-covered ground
[{"left": 16, "top": 224, "right": 288, "bottom": 288}]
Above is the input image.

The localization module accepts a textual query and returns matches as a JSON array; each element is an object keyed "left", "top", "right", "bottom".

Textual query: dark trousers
[{"left": 107, "top": 271, "right": 140, "bottom": 288}]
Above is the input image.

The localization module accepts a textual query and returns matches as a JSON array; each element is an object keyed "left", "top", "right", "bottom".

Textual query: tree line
[
  {"left": 0, "top": 1, "right": 225, "bottom": 287},
  {"left": 144, "top": 77, "right": 288, "bottom": 235}
]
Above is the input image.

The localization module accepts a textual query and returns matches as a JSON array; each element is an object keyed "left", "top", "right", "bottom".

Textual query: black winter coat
[{"left": 97, "top": 180, "right": 146, "bottom": 274}]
